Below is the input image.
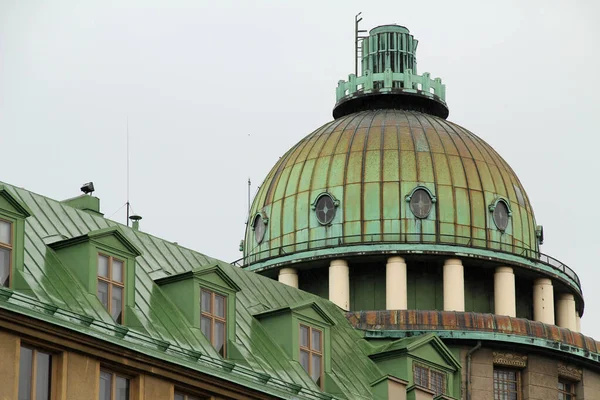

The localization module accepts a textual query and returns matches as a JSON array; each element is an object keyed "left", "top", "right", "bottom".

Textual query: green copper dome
[{"left": 243, "top": 109, "right": 539, "bottom": 267}]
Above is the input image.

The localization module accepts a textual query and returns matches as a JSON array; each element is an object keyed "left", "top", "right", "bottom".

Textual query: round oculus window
[
  {"left": 315, "top": 195, "right": 336, "bottom": 225},
  {"left": 493, "top": 201, "right": 510, "bottom": 231},
  {"left": 409, "top": 189, "right": 433, "bottom": 219},
  {"left": 254, "top": 215, "right": 265, "bottom": 244}
]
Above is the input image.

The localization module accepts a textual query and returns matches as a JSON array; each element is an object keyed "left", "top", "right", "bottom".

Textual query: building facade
[{"left": 0, "top": 23, "right": 599, "bottom": 400}]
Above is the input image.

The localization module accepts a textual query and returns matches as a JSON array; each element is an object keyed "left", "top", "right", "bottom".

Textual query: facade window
[
  {"left": 99, "top": 370, "right": 130, "bottom": 400},
  {"left": 408, "top": 188, "right": 433, "bottom": 219},
  {"left": 493, "top": 368, "right": 521, "bottom": 400},
  {"left": 253, "top": 214, "right": 265, "bottom": 244},
  {"left": 97, "top": 254, "right": 125, "bottom": 324},
  {"left": 299, "top": 324, "right": 323, "bottom": 388},
  {"left": 174, "top": 392, "right": 203, "bottom": 400},
  {"left": 314, "top": 194, "right": 336, "bottom": 225},
  {"left": 18, "top": 345, "right": 52, "bottom": 400},
  {"left": 0, "top": 219, "right": 12, "bottom": 287},
  {"left": 558, "top": 380, "right": 576, "bottom": 400},
  {"left": 201, "top": 289, "right": 227, "bottom": 356},
  {"left": 413, "top": 363, "right": 446, "bottom": 395},
  {"left": 492, "top": 200, "right": 510, "bottom": 231}
]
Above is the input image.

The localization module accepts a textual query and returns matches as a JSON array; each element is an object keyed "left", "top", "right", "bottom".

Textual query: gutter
[{"left": 465, "top": 341, "right": 482, "bottom": 400}]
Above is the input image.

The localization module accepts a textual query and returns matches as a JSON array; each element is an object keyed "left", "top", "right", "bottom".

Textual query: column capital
[
  {"left": 558, "top": 293, "right": 575, "bottom": 301},
  {"left": 387, "top": 256, "right": 406, "bottom": 264},
  {"left": 534, "top": 278, "right": 552, "bottom": 286},
  {"left": 330, "top": 259, "right": 349, "bottom": 268},
  {"left": 444, "top": 258, "right": 462, "bottom": 266},
  {"left": 279, "top": 267, "right": 297, "bottom": 275},
  {"left": 495, "top": 266, "right": 513, "bottom": 274}
]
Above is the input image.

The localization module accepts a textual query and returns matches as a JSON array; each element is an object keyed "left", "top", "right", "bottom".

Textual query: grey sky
[{"left": 1, "top": 1, "right": 599, "bottom": 336}]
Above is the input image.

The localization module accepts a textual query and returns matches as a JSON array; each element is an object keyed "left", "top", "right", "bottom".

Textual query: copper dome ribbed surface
[{"left": 244, "top": 109, "right": 537, "bottom": 265}]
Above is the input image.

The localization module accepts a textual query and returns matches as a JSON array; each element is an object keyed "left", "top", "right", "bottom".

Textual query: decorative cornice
[
  {"left": 558, "top": 362, "right": 582, "bottom": 381},
  {"left": 492, "top": 352, "right": 527, "bottom": 368}
]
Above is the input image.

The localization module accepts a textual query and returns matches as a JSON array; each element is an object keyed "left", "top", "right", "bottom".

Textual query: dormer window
[
  {"left": 0, "top": 219, "right": 12, "bottom": 287},
  {"left": 414, "top": 363, "right": 446, "bottom": 395},
  {"left": 49, "top": 226, "right": 141, "bottom": 326},
  {"left": 299, "top": 324, "right": 323, "bottom": 388},
  {"left": 201, "top": 288, "right": 227, "bottom": 357},
  {"left": 97, "top": 254, "right": 125, "bottom": 324}
]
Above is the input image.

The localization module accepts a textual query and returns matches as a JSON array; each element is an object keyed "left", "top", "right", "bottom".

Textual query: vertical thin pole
[
  {"left": 126, "top": 116, "right": 130, "bottom": 226},
  {"left": 247, "top": 178, "right": 251, "bottom": 213},
  {"left": 355, "top": 12, "right": 362, "bottom": 76}
]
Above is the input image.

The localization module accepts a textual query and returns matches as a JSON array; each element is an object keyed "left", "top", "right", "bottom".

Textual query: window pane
[
  {"left": 299, "top": 350, "right": 309, "bottom": 372},
  {"left": 36, "top": 351, "right": 52, "bottom": 400},
  {"left": 414, "top": 365, "right": 429, "bottom": 388},
  {"left": 98, "top": 255, "right": 109, "bottom": 277},
  {"left": 201, "top": 316, "right": 211, "bottom": 340},
  {"left": 0, "top": 247, "right": 10, "bottom": 287},
  {"left": 214, "top": 294, "right": 225, "bottom": 318},
  {"left": 99, "top": 371, "right": 112, "bottom": 400},
  {"left": 116, "top": 376, "right": 129, "bottom": 400},
  {"left": 300, "top": 325, "right": 309, "bottom": 348},
  {"left": 174, "top": 394, "right": 185, "bottom": 400},
  {"left": 311, "top": 329, "right": 322, "bottom": 352},
  {"left": 215, "top": 321, "right": 225, "bottom": 357},
  {"left": 98, "top": 280, "right": 109, "bottom": 308},
  {"left": 311, "top": 354, "right": 322, "bottom": 386},
  {"left": 18, "top": 347, "right": 33, "bottom": 400},
  {"left": 112, "top": 286, "right": 123, "bottom": 324},
  {"left": 112, "top": 259, "right": 124, "bottom": 283},
  {"left": 0, "top": 220, "right": 10, "bottom": 244},
  {"left": 201, "top": 290, "right": 211, "bottom": 313},
  {"left": 431, "top": 370, "right": 445, "bottom": 395}
]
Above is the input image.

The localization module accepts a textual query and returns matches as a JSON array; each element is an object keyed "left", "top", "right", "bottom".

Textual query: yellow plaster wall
[
  {"left": 0, "top": 330, "right": 19, "bottom": 400},
  {"left": 66, "top": 352, "right": 100, "bottom": 399}
]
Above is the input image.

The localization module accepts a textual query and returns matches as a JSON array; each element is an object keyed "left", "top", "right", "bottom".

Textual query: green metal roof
[
  {"left": 243, "top": 109, "right": 539, "bottom": 268},
  {"left": 0, "top": 180, "right": 386, "bottom": 399}
]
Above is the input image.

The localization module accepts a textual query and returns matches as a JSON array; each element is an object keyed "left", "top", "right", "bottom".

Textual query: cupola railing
[
  {"left": 234, "top": 233, "right": 581, "bottom": 293},
  {"left": 335, "top": 69, "right": 446, "bottom": 103}
]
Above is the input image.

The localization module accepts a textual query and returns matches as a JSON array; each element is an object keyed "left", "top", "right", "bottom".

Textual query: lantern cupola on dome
[{"left": 333, "top": 24, "right": 448, "bottom": 119}]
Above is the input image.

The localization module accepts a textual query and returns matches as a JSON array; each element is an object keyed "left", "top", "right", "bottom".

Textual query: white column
[
  {"left": 533, "top": 278, "right": 554, "bottom": 325},
  {"left": 278, "top": 268, "right": 298, "bottom": 288},
  {"left": 556, "top": 293, "right": 577, "bottom": 331},
  {"left": 443, "top": 258, "right": 464, "bottom": 312},
  {"left": 386, "top": 256, "right": 407, "bottom": 310},
  {"left": 576, "top": 312, "right": 581, "bottom": 333},
  {"left": 329, "top": 259, "right": 349, "bottom": 310},
  {"left": 494, "top": 267, "right": 516, "bottom": 317}
]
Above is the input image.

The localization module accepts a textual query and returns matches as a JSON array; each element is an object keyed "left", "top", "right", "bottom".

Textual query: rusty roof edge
[
  {"left": 345, "top": 310, "right": 599, "bottom": 362},
  {"left": 364, "top": 329, "right": 600, "bottom": 366}
]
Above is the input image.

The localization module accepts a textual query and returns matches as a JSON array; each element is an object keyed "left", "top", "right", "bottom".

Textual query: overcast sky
[{"left": 1, "top": 1, "right": 599, "bottom": 336}]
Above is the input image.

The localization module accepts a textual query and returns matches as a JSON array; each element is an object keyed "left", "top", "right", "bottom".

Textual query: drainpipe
[{"left": 466, "top": 341, "right": 482, "bottom": 400}]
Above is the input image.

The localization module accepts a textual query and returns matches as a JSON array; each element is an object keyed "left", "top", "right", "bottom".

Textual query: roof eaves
[
  {"left": 0, "top": 184, "right": 32, "bottom": 217},
  {"left": 0, "top": 289, "right": 343, "bottom": 400}
]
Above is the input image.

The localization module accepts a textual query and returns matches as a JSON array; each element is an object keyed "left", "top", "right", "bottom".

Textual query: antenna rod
[
  {"left": 247, "top": 178, "right": 251, "bottom": 213},
  {"left": 126, "top": 116, "right": 130, "bottom": 226},
  {"left": 355, "top": 12, "right": 362, "bottom": 76}
]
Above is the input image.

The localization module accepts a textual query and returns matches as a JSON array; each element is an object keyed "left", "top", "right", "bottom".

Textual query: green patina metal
[
  {"left": 243, "top": 110, "right": 540, "bottom": 272},
  {"left": 364, "top": 329, "right": 600, "bottom": 365},
  {"left": 243, "top": 240, "right": 582, "bottom": 305},
  {"left": 0, "top": 180, "right": 422, "bottom": 400},
  {"left": 334, "top": 25, "right": 447, "bottom": 119}
]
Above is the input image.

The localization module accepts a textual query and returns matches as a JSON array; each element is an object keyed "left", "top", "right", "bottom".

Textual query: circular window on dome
[
  {"left": 408, "top": 188, "right": 433, "bottom": 219},
  {"left": 314, "top": 193, "right": 337, "bottom": 225},
  {"left": 253, "top": 214, "right": 266, "bottom": 244},
  {"left": 492, "top": 200, "right": 510, "bottom": 231}
]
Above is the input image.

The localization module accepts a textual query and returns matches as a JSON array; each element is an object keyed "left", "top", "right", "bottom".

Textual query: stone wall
[
  {"left": 0, "top": 328, "right": 264, "bottom": 400},
  {"left": 458, "top": 345, "right": 600, "bottom": 400}
]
